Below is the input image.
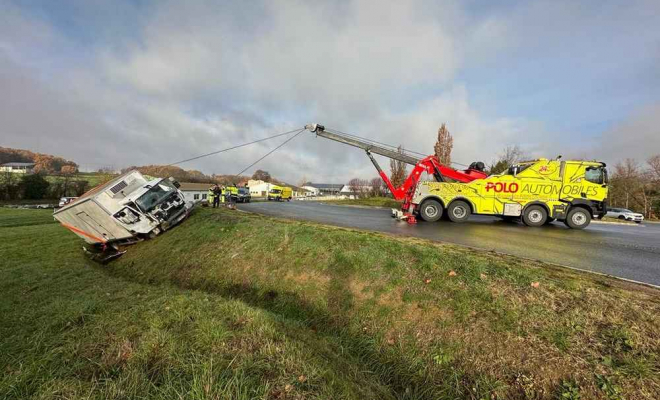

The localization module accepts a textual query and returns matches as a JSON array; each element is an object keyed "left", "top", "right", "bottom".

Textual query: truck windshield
[
  {"left": 270, "top": 189, "right": 281, "bottom": 194},
  {"left": 585, "top": 167, "right": 606, "bottom": 184},
  {"left": 136, "top": 180, "right": 177, "bottom": 211}
]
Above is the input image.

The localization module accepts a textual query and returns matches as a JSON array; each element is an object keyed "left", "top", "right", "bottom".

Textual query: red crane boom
[{"left": 304, "top": 124, "right": 488, "bottom": 223}]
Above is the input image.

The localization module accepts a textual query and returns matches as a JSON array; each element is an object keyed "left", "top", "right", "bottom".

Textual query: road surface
[{"left": 239, "top": 201, "right": 660, "bottom": 287}]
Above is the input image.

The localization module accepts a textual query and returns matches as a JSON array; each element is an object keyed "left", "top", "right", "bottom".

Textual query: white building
[
  {"left": 247, "top": 179, "right": 274, "bottom": 198},
  {"left": 0, "top": 162, "right": 35, "bottom": 174},
  {"left": 178, "top": 182, "right": 212, "bottom": 203}
]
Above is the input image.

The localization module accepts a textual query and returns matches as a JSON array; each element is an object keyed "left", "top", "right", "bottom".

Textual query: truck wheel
[
  {"left": 523, "top": 205, "right": 547, "bottom": 227},
  {"left": 447, "top": 200, "right": 471, "bottom": 223},
  {"left": 566, "top": 207, "right": 591, "bottom": 229},
  {"left": 419, "top": 199, "right": 443, "bottom": 222}
]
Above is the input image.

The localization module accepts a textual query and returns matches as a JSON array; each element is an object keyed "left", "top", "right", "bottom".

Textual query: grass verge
[{"left": 1, "top": 207, "right": 659, "bottom": 399}]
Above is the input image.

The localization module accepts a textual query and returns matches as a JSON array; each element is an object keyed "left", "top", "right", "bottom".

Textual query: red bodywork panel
[{"left": 377, "top": 155, "right": 487, "bottom": 221}]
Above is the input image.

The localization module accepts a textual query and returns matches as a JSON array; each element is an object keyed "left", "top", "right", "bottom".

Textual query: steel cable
[
  {"left": 166, "top": 128, "right": 303, "bottom": 166},
  {"left": 234, "top": 128, "right": 306, "bottom": 177}
]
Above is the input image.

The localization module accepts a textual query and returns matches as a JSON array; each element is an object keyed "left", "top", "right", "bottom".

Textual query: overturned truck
[{"left": 53, "top": 170, "right": 193, "bottom": 257}]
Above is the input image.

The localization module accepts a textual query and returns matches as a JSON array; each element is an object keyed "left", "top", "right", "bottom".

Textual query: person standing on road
[
  {"left": 212, "top": 184, "right": 221, "bottom": 208},
  {"left": 208, "top": 186, "right": 215, "bottom": 207}
]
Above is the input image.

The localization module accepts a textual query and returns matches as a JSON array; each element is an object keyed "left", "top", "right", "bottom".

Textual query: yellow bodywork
[
  {"left": 414, "top": 159, "right": 608, "bottom": 220},
  {"left": 268, "top": 185, "right": 293, "bottom": 201}
]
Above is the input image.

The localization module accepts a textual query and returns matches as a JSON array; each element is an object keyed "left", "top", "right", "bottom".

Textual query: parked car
[
  {"left": 58, "top": 197, "right": 78, "bottom": 207},
  {"left": 606, "top": 208, "right": 644, "bottom": 223},
  {"left": 237, "top": 187, "right": 251, "bottom": 203}
]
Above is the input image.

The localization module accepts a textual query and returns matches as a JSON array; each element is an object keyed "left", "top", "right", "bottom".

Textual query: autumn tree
[
  {"left": 390, "top": 146, "right": 408, "bottom": 188},
  {"left": 252, "top": 169, "right": 272, "bottom": 182},
  {"left": 434, "top": 123, "right": 453, "bottom": 165}
]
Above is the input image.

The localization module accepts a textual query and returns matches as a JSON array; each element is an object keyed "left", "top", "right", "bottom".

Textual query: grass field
[
  {"left": 1, "top": 207, "right": 659, "bottom": 399},
  {"left": 322, "top": 196, "right": 401, "bottom": 208}
]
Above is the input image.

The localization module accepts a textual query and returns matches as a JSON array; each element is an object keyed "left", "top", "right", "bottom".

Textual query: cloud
[
  {"left": 1, "top": 0, "right": 657, "bottom": 184},
  {"left": 596, "top": 103, "right": 660, "bottom": 165}
]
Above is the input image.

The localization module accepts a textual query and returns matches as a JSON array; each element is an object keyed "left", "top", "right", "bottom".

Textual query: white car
[
  {"left": 58, "top": 197, "right": 78, "bottom": 207},
  {"left": 606, "top": 208, "right": 644, "bottom": 223}
]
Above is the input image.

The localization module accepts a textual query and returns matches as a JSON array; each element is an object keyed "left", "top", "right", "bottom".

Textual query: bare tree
[
  {"left": 612, "top": 159, "right": 641, "bottom": 210},
  {"left": 370, "top": 177, "right": 384, "bottom": 197},
  {"left": 434, "top": 123, "right": 453, "bottom": 165},
  {"left": 488, "top": 145, "right": 526, "bottom": 174},
  {"left": 390, "top": 145, "right": 408, "bottom": 188},
  {"left": 348, "top": 178, "right": 361, "bottom": 196}
]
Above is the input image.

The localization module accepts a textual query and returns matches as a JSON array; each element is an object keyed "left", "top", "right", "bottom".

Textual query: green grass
[
  {"left": 1, "top": 207, "right": 659, "bottom": 399},
  {"left": 322, "top": 196, "right": 401, "bottom": 208},
  {"left": 44, "top": 172, "right": 116, "bottom": 188}
]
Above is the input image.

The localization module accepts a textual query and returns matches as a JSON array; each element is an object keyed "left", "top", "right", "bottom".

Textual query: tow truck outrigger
[{"left": 305, "top": 123, "right": 608, "bottom": 229}]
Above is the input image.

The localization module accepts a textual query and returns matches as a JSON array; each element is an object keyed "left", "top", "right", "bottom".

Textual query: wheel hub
[
  {"left": 529, "top": 210, "right": 543, "bottom": 223},
  {"left": 453, "top": 207, "right": 466, "bottom": 218},
  {"left": 572, "top": 212, "right": 586, "bottom": 225},
  {"left": 425, "top": 205, "right": 438, "bottom": 218}
]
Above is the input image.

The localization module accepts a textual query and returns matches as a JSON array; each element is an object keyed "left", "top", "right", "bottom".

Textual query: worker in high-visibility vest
[{"left": 207, "top": 186, "right": 215, "bottom": 207}]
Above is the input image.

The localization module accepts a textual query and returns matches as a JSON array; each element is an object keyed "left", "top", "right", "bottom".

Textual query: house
[
  {"left": 178, "top": 182, "right": 212, "bottom": 203},
  {"left": 0, "top": 162, "right": 35, "bottom": 174},
  {"left": 302, "top": 182, "right": 344, "bottom": 196}
]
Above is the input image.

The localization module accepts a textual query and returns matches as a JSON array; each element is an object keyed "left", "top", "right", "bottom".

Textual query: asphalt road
[{"left": 239, "top": 201, "right": 660, "bottom": 287}]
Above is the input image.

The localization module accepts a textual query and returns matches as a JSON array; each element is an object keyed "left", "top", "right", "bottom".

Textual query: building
[
  {"left": 178, "top": 182, "right": 212, "bottom": 203},
  {"left": 302, "top": 182, "right": 344, "bottom": 196},
  {"left": 0, "top": 162, "right": 35, "bottom": 174},
  {"left": 247, "top": 179, "right": 273, "bottom": 198}
]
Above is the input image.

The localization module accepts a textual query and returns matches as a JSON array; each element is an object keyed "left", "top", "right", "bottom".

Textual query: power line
[
  {"left": 235, "top": 128, "right": 305, "bottom": 177},
  {"left": 166, "top": 128, "right": 303, "bottom": 166}
]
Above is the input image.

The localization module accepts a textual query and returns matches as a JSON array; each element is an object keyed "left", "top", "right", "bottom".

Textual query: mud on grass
[{"left": 1, "top": 207, "right": 659, "bottom": 399}]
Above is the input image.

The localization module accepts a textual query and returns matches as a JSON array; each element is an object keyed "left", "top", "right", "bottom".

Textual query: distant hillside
[
  {"left": 121, "top": 165, "right": 300, "bottom": 188},
  {"left": 0, "top": 147, "right": 78, "bottom": 173}
]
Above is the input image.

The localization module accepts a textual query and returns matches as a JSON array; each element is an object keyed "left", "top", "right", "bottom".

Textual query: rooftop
[
  {"left": 179, "top": 182, "right": 214, "bottom": 191},
  {"left": 1, "top": 162, "right": 35, "bottom": 167}
]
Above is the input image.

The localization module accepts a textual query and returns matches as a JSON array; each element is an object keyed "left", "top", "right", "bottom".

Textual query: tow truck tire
[
  {"left": 447, "top": 200, "right": 471, "bottom": 223},
  {"left": 565, "top": 207, "right": 591, "bottom": 229},
  {"left": 419, "top": 199, "right": 443, "bottom": 222},
  {"left": 523, "top": 205, "right": 548, "bottom": 227}
]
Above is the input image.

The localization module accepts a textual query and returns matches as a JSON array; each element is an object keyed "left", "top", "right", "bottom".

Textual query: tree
[
  {"left": 252, "top": 169, "right": 272, "bottom": 182},
  {"left": 611, "top": 159, "right": 641, "bottom": 210},
  {"left": 21, "top": 173, "right": 50, "bottom": 200},
  {"left": 434, "top": 123, "right": 453, "bottom": 165},
  {"left": 488, "top": 145, "right": 526, "bottom": 175},
  {"left": 348, "top": 178, "right": 361, "bottom": 195},
  {"left": 370, "top": 177, "right": 385, "bottom": 196},
  {"left": 390, "top": 146, "right": 407, "bottom": 188},
  {"left": 0, "top": 170, "right": 20, "bottom": 200}
]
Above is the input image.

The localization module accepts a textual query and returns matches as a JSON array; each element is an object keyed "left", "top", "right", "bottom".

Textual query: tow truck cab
[{"left": 413, "top": 158, "right": 608, "bottom": 229}]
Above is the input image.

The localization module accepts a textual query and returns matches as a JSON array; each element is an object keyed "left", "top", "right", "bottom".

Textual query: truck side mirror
[{"left": 168, "top": 177, "right": 181, "bottom": 188}]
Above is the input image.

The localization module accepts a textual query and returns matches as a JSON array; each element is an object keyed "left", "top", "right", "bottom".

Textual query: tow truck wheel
[
  {"left": 419, "top": 199, "right": 443, "bottom": 222},
  {"left": 447, "top": 200, "right": 471, "bottom": 223},
  {"left": 565, "top": 207, "right": 591, "bottom": 229},
  {"left": 523, "top": 205, "right": 548, "bottom": 227}
]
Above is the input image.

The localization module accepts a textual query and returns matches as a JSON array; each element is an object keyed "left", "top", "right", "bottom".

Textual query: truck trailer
[{"left": 53, "top": 170, "right": 193, "bottom": 249}]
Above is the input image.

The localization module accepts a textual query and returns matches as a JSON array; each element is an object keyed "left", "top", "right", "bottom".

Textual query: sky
[{"left": 1, "top": 0, "right": 659, "bottom": 184}]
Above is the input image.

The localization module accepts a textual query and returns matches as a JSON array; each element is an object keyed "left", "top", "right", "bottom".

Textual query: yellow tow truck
[{"left": 414, "top": 158, "right": 608, "bottom": 229}]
